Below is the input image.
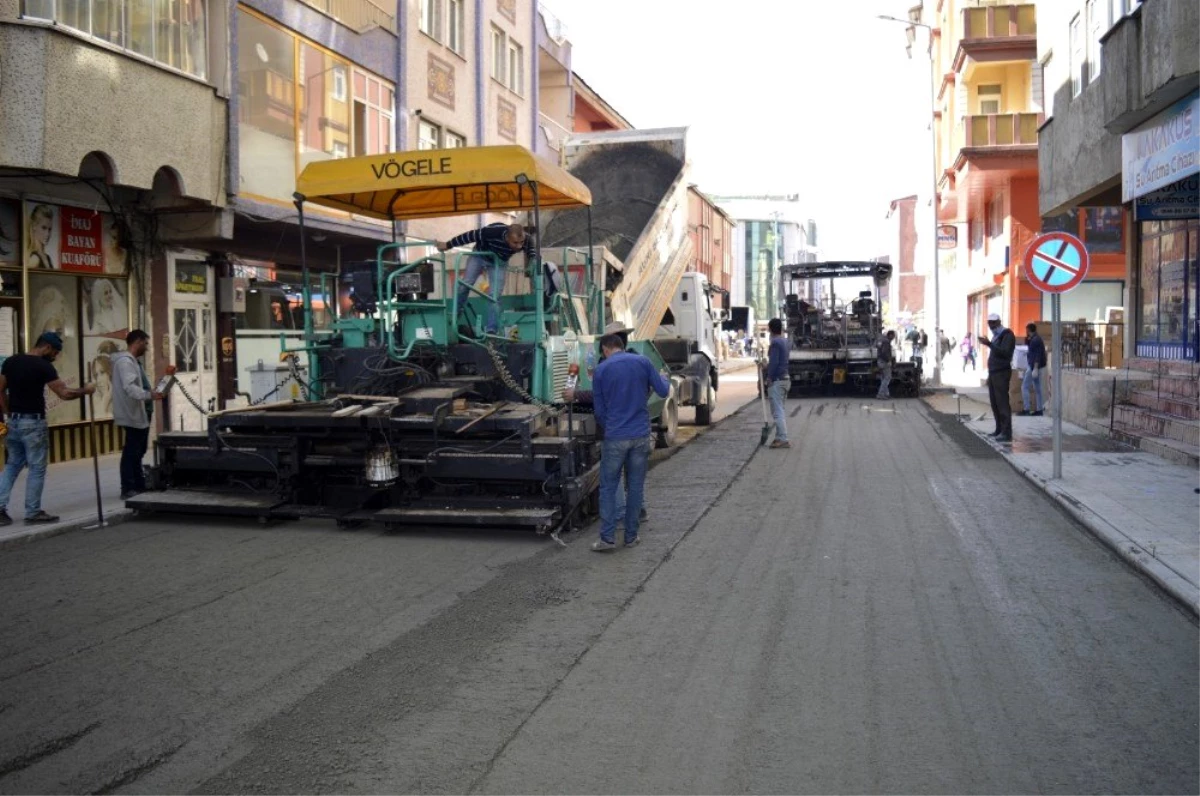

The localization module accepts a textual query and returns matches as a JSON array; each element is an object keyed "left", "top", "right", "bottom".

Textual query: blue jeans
[
  {"left": 1022, "top": 368, "right": 1044, "bottom": 412},
  {"left": 599, "top": 436, "right": 652, "bottom": 544},
  {"left": 769, "top": 379, "right": 789, "bottom": 442},
  {"left": 0, "top": 416, "right": 50, "bottom": 514},
  {"left": 877, "top": 363, "right": 892, "bottom": 398},
  {"left": 455, "top": 254, "right": 505, "bottom": 334}
]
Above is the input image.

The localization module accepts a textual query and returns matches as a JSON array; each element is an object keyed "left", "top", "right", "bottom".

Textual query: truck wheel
[
  {"left": 695, "top": 379, "right": 716, "bottom": 426},
  {"left": 656, "top": 397, "right": 678, "bottom": 449}
]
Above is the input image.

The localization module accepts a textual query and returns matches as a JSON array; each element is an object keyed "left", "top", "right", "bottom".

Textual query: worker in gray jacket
[{"left": 110, "top": 329, "right": 174, "bottom": 499}]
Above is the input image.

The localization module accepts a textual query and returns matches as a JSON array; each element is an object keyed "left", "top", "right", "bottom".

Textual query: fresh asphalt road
[{"left": 0, "top": 396, "right": 1195, "bottom": 795}]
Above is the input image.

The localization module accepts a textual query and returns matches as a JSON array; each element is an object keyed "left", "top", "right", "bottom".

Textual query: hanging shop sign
[
  {"left": 1134, "top": 174, "right": 1200, "bottom": 221},
  {"left": 937, "top": 224, "right": 958, "bottom": 250},
  {"left": 21, "top": 201, "right": 127, "bottom": 274},
  {"left": 1122, "top": 92, "right": 1200, "bottom": 202}
]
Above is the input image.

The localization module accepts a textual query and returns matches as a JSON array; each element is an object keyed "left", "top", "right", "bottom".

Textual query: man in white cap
[{"left": 977, "top": 313, "right": 1016, "bottom": 442}]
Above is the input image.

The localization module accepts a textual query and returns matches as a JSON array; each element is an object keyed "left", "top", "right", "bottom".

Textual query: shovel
[
  {"left": 83, "top": 364, "right": 107, "bottom": 530},
  {"left": 758, "top": 362, "right": 771, "bottom": 446}
]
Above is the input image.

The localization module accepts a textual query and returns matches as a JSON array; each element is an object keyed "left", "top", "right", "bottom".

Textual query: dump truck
[
  {"left": 544, "top": 127, "right": 722, "bottom": 433},
  {"left": 779, "top": 261, "right": 920, "bottom": 396}
]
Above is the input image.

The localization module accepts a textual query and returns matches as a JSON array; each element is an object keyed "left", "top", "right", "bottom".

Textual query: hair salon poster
[{"left": 21, "top": 200, "right": 128, "bottom": 274}]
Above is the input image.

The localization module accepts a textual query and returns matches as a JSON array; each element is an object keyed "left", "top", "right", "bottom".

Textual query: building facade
[
  {"left": 711, "top": 195, "right": 820, "bottom": 324},
  {"left": 885, "top": 195, "right": 927, "bottom": 326},
  {"left": 1038, "top": 0, "right": 1198, "bottom": 363},
  {"left": 687, "top": 187, "right": 735, "bottom": 297},
  {"left": 914, "top": 0, "right": 1052, "bottom": 343},
  {"left": 0, "top": 0, "right": 551, "bottom": 459}
]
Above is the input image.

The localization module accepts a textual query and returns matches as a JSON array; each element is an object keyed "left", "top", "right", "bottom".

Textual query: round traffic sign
[{"left": 1023, "top": 232, "right": 1090, "bottom": 294}]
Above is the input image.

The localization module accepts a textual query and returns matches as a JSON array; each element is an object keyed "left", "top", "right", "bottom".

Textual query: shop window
[
  {"left": 1083, "top": 207, "right": 1123, "bottom": 253},
  {"left": 985, "top": 195, "right": 1004, "bottom": 240},
  {"left": 352, "top": 70, "right": 394, "bottom": 157},
  {"left": 1159, "top": 227, "right": 1188, "bottom": 344},
  {"left": 978, "top": 84, "right": 1001, "bottom": 115},
  {"left": 418, "top": 119, "right": 441, "bottom": 150},
  {"left": 1069, "top": 14, "right": 1083, "bottom": 97},
  {"left": 236, "top": 9, "right": 393, "bottom": 201},
  {"left": 1138, "top": 232, "right": 1160, "bottom": 340},
  {"left": 420, "top": 0, "right": 440, "bottom": 40},
  {"left": 490, "top": 26, "right": 505, "bottom": 83},
  {"left": 22, "top": 0, "right": 207, "bottom": 79},
  {"left": 506, "top": 39, "right": 524, "bottom": 94},
  {"left": 237, "top": 11, "right": 296, "bottom": 199},
  {"left": 448, "top": 0, "right": 464, "bottom": 54}
]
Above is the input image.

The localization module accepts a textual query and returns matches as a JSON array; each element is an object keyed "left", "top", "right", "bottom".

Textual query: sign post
[{"left": 1023, "top": 231, "right": 1090, "bottom": 480}]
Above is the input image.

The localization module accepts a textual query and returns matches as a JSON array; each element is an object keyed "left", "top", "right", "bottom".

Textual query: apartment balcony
[
  {"left": 537, "top": 111, "right": 572, "bottom": 163},
  {"left": 953, "top": 4, "right": 1036, "bottom": 73},
  {"left": 963, "top": 112, "right": 1041, "bottom": 148},
  {"left": 297, "top": 0, "right": 395, "bottom": 33}
]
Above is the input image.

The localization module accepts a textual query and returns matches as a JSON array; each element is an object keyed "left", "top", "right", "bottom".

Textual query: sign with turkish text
[
  {"left": 175, "top": 261, "right": 208, "bottom": 294},
  {"left": 1023, "top": 232, "right": 1090, "bottom": 294},
  {"left": 1134, "top": 174, "right": 1200, "bottom": 221},
  {"left": 1122, "top": 93, "right": 1200, "bottom": 201},
  {"left": 937, "top": 224, "right": 957, "bottom": 250},
  {"left": 57, "top": 207, "right": 105, "bottom": 273}
]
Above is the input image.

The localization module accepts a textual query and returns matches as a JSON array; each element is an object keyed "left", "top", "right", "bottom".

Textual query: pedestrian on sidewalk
[
  {"left": 877, "top": 330, "right": 896, "bottom": 399},
  {"left": 0, "top": 332, "right": 96, "bottom": 525},
  {"left": 960, "top": 334, "right": 976, "bottom": 371},
  {"left": 111, "top": 330, "right": 175, "bottom": 499},
  {"left": 1019, "top": 322, "right": 1047, "bottom": 417},
  {"left": 764, "top": 318, "right": 792, "bottom": 449},
  {"left": 978, "top": 313, "right": 1016, "bottom": 441},
  {"left": 590, "top": 332, "right": 670, "bottom": 552}
]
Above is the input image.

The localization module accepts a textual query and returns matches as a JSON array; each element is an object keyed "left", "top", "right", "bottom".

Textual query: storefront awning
[{"left": 295, "top": 146, "right": 592, "bottom": 220}]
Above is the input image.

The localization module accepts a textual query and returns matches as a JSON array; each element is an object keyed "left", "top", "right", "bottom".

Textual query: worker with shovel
[{"left": 763, "top": 318, "right": 791, "bottom": 449}]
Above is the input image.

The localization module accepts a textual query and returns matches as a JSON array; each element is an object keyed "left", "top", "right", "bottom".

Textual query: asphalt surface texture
[{"left": 0, "top": 393, "right": 1195, "bottom": 795}]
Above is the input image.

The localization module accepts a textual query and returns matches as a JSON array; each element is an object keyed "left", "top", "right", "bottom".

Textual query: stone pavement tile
[{"left": 0, "top": 453, "right": 131, "bottom": 549}]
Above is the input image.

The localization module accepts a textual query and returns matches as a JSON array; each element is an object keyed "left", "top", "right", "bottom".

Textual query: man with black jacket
[{"left": 978, "top": 313, "right": 1016, "bottom": 442}]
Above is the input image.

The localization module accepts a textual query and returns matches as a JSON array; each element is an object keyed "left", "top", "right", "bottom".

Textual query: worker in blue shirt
[
  {"left": 437, "top": 222, "right": 535, "bottom": 335},
  {"left": 765, "top": 318, "right": 792, "bottom": 449},
  {"left": 590, "top": 332, "right": 670, "bottom": 552},
  {"left": 1020, "top": 322, "right": 1048, "bottom": 416}
]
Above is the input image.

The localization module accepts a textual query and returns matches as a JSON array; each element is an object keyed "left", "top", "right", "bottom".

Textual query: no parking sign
[
  {"left": 1023, "top": 232, "right": 1089, "bottom": 294},
  {"left": 1022, "top": 231, "right": 1089, "bottom": 479}
]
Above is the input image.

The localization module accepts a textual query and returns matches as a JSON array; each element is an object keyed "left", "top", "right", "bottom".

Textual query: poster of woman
[
  {"left": 29, "top": 273, "right": 81, "bottom": 425},
  {"left": 25, "top": 203, "right": 59, "bottom": 270},
  {"left": 82, "top": 277, "right": 129, "bottom": 336},
  {"left": 0, "top": 199, "right": 19, "bottom": 266},
  {"left": 83, "top": 336, "right": 121, "bottom": 420}
]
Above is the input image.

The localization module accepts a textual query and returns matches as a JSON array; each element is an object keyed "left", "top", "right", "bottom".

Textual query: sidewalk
[
  {"left": 717, "top": 356, "right": 757, "bottom": 373},
  {"left": 926, "top": 390, "right": 1200, "bottom": 617},
  {"left": 0, "top": 453, "right": 131, "bottom": 549}
]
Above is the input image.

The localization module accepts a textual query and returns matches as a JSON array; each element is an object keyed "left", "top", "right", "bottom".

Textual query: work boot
[
  {"left": 24, "top": 511, "right": 59, "bottom": 524},
  {"left": 0, "top": 509, "right": 10, "bottom": 527},
  {"left": 769, "top": 440, "right": 791, "bottom": 449}
]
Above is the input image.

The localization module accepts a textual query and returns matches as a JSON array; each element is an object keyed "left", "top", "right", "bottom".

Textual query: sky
[{"left": 539, "top": 0, "right": 934, "bottom": 260}]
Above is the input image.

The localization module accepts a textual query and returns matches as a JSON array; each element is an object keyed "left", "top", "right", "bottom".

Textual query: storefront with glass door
[
  {"left": 1123, "top": 92, "right": 1200, "bottom": 362},
  {"left": 0, "top": 197, "right": 133, "bottom": 462}
]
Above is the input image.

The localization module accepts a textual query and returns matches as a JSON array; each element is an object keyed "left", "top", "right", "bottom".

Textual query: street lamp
[{"left": 879, "top": 12, "right": 942, "bottom": 388}]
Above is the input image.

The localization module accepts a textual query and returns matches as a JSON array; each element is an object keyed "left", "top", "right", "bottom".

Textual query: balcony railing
[
  {"left": 298, "top": 0, "right": 395, "bottom": 33},
  {"left": 962, "top": 4, "right": 1036, "bottom": 40},
  {"left": 964, "top": 112, "right": 1041, "bottom": 147}
]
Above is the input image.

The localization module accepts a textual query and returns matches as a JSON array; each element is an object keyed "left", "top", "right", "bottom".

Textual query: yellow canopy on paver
[{"left": 295, "top": 145, "right": 592, "bottom": 221}]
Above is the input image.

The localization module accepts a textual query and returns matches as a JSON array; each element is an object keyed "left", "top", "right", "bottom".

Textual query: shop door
[{"left": 168, "top": 255, "right": 216, "bottom": 431}]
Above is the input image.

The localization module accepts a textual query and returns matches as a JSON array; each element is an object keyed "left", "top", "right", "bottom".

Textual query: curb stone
[
  {"left": 0, "top": 508, "right": 135, "bottom": 551},
  {"left": 970, "top": 427, "right": 1200, "bottom": 618}
]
